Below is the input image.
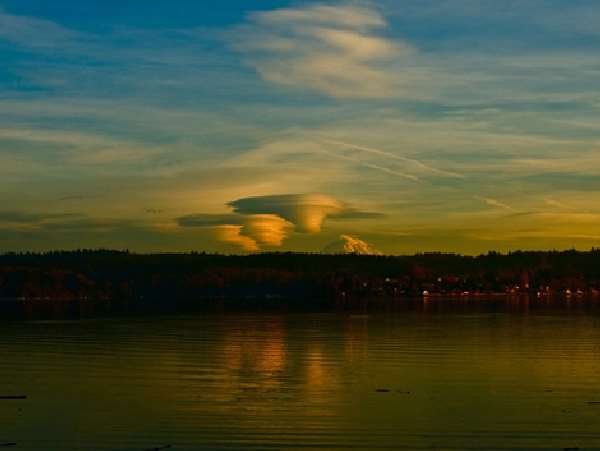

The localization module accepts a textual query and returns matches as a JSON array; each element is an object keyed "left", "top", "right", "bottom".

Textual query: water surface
[{"left": 1, "top": 299, "right": 600, "bottom": 450}]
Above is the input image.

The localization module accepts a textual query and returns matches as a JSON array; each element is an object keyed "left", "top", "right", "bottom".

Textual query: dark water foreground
[{"left": 2, "top": 298, "right": 600, "bottom": 450}]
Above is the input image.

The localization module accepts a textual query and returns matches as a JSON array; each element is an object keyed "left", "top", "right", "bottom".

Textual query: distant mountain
[{"left": 322, "top": 234, "right": 382, "bottom": 255}]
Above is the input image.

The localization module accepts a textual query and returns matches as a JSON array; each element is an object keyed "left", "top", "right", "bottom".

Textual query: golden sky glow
[{"left": 1, "top": 1, "right": 599, "bottom": 254}]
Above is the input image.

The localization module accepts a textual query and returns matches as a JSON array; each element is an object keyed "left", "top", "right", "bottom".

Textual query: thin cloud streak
[
  {"left": 319, "top": 149, "right": 420, "bottom": 182},
  {"left": 0, "top": 7, "right": 79, "bottom": 49},
  {"left": 474, "top": 196, "right": 515, "bottom": 212},
  {"left": 323, "top": 139, "right": 465, "bottom": 179},
  {"left": 544, "top": 198, "right": 576, "bottom": 210}
]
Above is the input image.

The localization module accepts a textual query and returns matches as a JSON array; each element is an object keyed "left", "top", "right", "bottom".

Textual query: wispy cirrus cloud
[
  {"left": 0, "top": 7, "right": 80, "bottom": 49},
  {"left": 0, "top": 127, "right": 165, "bottom": 172},
  {"left": 544, "top": 198, "right": 576, "bottom": 210},
  {"left": 0, "top": 211, "right": 81, "bottom": 225},
  {"left": 474, "top": 196, "right": 515, "bottom": 212},
  {"left": 322, "top": 139, "right": 465, "bottom": 179},
  {"left": 227, "top": 2, "right": 414, "bottom": 99}
]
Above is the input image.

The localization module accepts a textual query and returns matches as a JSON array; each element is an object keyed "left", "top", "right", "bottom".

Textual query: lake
[{"left": 1, "top": 298, "right": 600, "bottom": 450}]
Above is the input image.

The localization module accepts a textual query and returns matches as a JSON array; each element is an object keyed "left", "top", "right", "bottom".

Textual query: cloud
[
  {"left": 178, "top": 193, "right": 382, "bottom": 251},
  {"left": 178, "top": 212, "right": 293, "bottom": 251},
  {"left": 177, "top": 214, "right": 241, "bottom": 228},
  {"left": 474, "top": 196, "right": 515, "bottom": 211},
  {"left": 322, "top": 234, "right": 382, "bottom": 255},
  {"left": 214, "top": 225, "right": 259, "bottom": 252},
  {"left": 251, "top": 4, "right": 387, "bottom": 30},
  {"left": 323, "top": 139, "right": 465, "bottom": 179},
  {"left": 38, "top": 218, "right": 139, "bottom": 232},
  {"left": 328, "top": 208, "right": 385, "bottom": 220},
  {"left": 59, "top": 195, "right": 92, "bottom": 201},
  {"left": 0, "top": 209, "right": 163, "bottom": 237},
  {"left": 0, "top": 7, "right": 79, "bottom": 49},
  {"left": 242, "top": 214, "right": 293, "bottom": 247},
  {"left": 0, "top": 211, "right": 81, "bottom": 225},
  {"left": 319, "top": 148, "right": 421, "bottom": 181},
  {"left": 228, "top": 193, "right": 344, "bottom": 233},
  {"left": 544, "top": 198, "right": 575, "bottom": 210},
  {"left": 228, "top": 2, "right": 412, "bottom": 98},
  {"left": 0, "top": 127, "right": 163, "bottom": 167},
  {"left": 0, "top": 211, "right": 158, "bottom": 242}
]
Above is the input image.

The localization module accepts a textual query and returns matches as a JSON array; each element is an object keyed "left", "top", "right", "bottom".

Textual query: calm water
[{"left": 2, "top": 299, "right": 600, "bottom": 450}]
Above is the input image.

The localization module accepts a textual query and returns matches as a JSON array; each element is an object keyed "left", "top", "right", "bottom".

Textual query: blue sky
[{"left": 1, "top": 1, "right": 600, "bottom": 254}]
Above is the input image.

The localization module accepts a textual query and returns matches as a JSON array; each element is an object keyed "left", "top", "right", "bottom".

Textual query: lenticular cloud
[
  {"left": 228, "top": 193, "right": 344, "bottom": 234},
  {"left": 178, "top": 193, "right": 382, "bottom": 252}
]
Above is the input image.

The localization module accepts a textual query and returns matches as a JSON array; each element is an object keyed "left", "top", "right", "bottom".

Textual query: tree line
[{"left": 2, "top": 249, "right": 600, "bottom": 303}]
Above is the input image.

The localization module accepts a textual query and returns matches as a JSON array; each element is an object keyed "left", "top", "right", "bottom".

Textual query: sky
[{"left": 1, "top": 0, "right": 600, "bottom": 254}]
